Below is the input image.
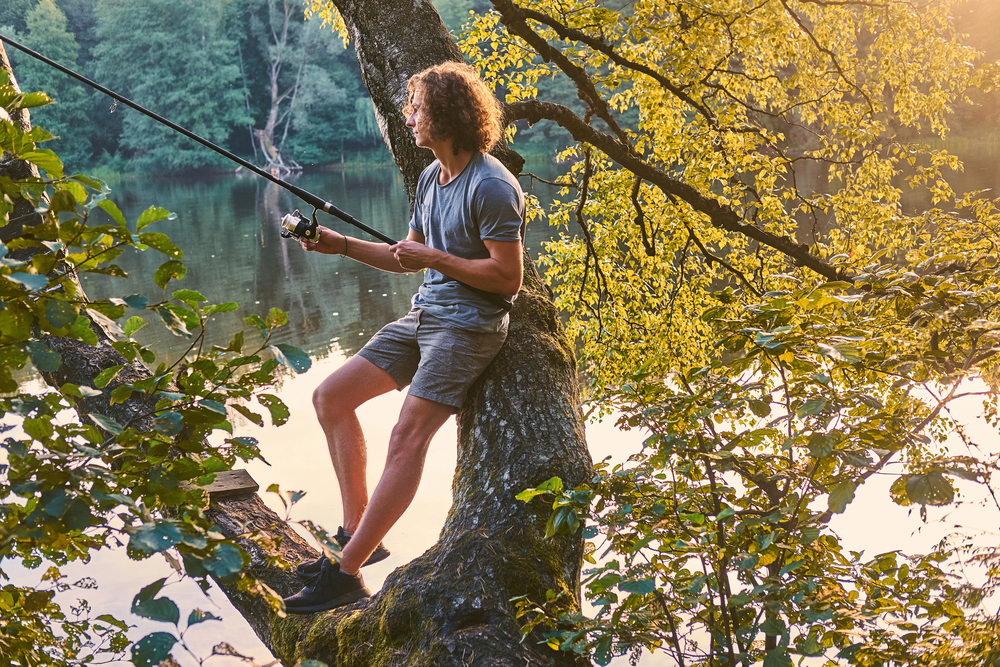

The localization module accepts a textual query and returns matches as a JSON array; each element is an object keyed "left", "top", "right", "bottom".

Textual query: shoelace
[{"left": 303, "top": 558, "right": 335, "bottom": 586}]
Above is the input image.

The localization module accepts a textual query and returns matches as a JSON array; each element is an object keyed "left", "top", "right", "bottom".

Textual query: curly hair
[{"left": 405, "top": 62, "right": 503, "bottom": 155}]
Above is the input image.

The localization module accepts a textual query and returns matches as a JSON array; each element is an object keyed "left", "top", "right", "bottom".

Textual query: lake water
[{"left": 7, "top": 145, "right": 1000, "bottom": 667}]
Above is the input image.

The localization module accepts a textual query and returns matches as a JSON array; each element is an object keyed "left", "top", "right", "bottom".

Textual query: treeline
[
  {"left": 0, "top": 0, "right": 389, "bottom": 173},
  {"left": 0, "top": 0, "right": 578, "bottom": 174},
  {"left": 2, "top": 0, "right": 993, "bottom": 175}
]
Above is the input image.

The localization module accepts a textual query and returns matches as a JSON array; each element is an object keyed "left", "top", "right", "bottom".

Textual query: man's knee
[
  {"left": 313, "top": 356, "right": 397, "bottom": 420},
  {"left": 312, "top": 380, "right": 343, "bottom": 418}
]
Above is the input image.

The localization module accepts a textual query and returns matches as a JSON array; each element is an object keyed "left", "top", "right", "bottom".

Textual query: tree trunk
[{"left": 1, "top": 0, "right": 593, "bottom": 657}]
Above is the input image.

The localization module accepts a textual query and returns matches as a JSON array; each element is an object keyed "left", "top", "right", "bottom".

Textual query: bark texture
[
  {"left": 2, "top": 6, "right": 594, "bottom": 660},
  {"left": 210, "top": 261, "right": 592, "bottom": 667},
  {"left": 332, "top": 0, "right": 523, "bottom": 198}
]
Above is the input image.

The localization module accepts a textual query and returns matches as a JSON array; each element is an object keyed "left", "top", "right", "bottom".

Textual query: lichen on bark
[{"left": 1, "top": 6, "right": 593, "bottom": 659}]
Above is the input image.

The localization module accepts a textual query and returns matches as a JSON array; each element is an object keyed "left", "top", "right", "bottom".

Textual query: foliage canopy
[
  {"left": 452, "top": 0, "right": 1000, "bottom": 663},
  {"left": 0, "top": 70, "right": 331, "bottom": 665}
]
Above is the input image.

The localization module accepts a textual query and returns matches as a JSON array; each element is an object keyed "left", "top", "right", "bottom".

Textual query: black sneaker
[
  {"left": 283, "top": 559, "right": 371, "bottom": 614},
  {"left": 295, "top": 527, "right": 390, "bottom": 577}
]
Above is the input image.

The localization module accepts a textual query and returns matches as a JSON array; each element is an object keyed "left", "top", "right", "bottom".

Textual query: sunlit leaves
[
  {"left": 515, "top": 281, "right": 999, "bottom": 665},
  {"left": 0, "top": 74, "right": 308, "bottom": 667}
]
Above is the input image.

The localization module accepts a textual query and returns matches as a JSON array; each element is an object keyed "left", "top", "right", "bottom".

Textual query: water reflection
[
  {"left": 84, "top": 168, "right": 425, "bottom": 363},
  {"left": 14, "top": 146, "right": 1000, "bottom": 666}
]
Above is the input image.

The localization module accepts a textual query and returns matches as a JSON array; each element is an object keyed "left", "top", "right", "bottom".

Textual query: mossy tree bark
[
  {"left": 214, "top": 0, "right": 594, "bottom": 660},
  {"left": 1, "top": 2, "right": 594, "bottom": 658}
]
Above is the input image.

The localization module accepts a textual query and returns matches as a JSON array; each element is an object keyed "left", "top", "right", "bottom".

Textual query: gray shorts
[{"left": 357, "top": 308, "right": 507, "bottom": 410}]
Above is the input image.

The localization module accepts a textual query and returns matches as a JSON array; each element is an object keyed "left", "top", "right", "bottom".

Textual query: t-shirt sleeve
[
  {"left": 409, "top": 165, "right": 434, "bottom": 236},
  {"left": 409, "top": 205, "right": 423, "bottom": 236},
  {"left": 474, "top": 178, "right": 524, "bottom": 242}
]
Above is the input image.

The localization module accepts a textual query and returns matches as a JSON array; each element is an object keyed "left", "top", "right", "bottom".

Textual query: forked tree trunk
[{"left": 1, "top": 1, "right": 593, "bottom": 658}]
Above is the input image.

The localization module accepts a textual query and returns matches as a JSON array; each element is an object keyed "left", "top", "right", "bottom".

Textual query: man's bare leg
[
  {"left": 312, "top": 355, "right": 400, "bottom": 532},
  {"left": 338, "top": 393, "right": 454, "bottom": 574}
]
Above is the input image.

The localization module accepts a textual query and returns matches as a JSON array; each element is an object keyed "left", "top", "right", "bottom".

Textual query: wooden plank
[{"left": 183, "top": 469, "right": 259, "bottom": 501}]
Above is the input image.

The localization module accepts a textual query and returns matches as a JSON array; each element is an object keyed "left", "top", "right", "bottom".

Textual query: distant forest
[
  {"left": 0, "top": 0, "right": 995, "bottom": 174},
  {"left": 0, "top": 0, "right": 508, "bottom": 173}
]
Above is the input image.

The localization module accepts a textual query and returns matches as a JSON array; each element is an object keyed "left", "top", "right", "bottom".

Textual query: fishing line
[
  {"left": 0, "top": 34, "right": 514, "bottom": 311},
  {"left": 0, "top": 33, "right": 395, "bottom": 245}
]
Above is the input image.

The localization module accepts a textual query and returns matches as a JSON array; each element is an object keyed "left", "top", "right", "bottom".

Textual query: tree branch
[
  {"left": 490, "top": 0, "right": 635, "bottom": 150},
  {"left": 516, "top": 5, "right": 723, "bottom": 128},
  {"left": 505, "top": 98, "right": 850, "bottom": 282}
]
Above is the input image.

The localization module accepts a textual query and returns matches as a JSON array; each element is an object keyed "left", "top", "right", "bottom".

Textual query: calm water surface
[{"left": 10, "top": 147, "right": 1000, "bottom": 666}]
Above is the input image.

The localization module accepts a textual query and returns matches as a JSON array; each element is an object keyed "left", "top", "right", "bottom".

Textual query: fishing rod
[
  {"left": 1, "top": 34, "right": 516, "bottom": 311},
  {"left": 0, "top": 33, "right": 394, "bottom": 245}
]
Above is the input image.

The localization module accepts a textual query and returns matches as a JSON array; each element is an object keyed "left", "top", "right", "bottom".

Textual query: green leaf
[
  {"left": 797, "top": 397, "right": 828, "bottom": 417},
  {"left": 68, "top": 315, "right": 99, "bottom": 345},
  {"left": 13, "top": 91, "right": 54, "bottom": 109},
  {"left": 618, "top": 578, "right": 656, "bottom": 594},
  {"left": 257, "top": 394, "right": 290, "bottom": 426},
  {"left": 130, "top": 521, "right": 183, "bottom": 554},
  {"left": 0, "top": 301, "right": 33, "bottom": 341},
  {"left": 26, "top": 341, "right": 61, "bottom": 372},
  {"left": 48, "top": 189, "right": 77, "bottom": 213},
  {"left": 139, "top": 232, "right": 182, "bottom": 259},
  {"left": 515, "top": 488, "right": 551, "bottom": 503},
  {"left": 124, "top": 316, "right": 147, "bottom": 339},
  {"left": 44, "top": 298, "right": 78, "bottom": 330},
  {"left": 761, "top": 615, "right": 786, "bottom": 635},
  {"left": 122, "top": 294, "right": 149, "bottom": 310},
  {"left": 87, "top": 307, "right": 125, "bottom": 338},
  {"left": 6, "top": 272, "right": 49, "bottom": 291},
  {"left": 62, "top": 382, "right": 98, "bottom": 398},
  {"left": 130, "top": 632, "right": 177, "bottom": 667},
  {"left": 21, "top": 149, "right": 63, "bottom": 178},
  {"left": 537, "top": 476, "right": 564, "bottom": 493},
  {"left": 153, "top": 260, "right": 186, "bottom": 290},
  {"left": 131, "top": 596, "right": 179, "bottom": 625},
  {"left": 265, "top": 307, "right": 288, "bottom": 328},
  {"left": 202, "top": 543, "right": 245, "bottom": 580},
  {"left": 593, "top": 636, "right": 613, "bottom": 666},
  {"left": 136, "top": 206, "right": 175, "bottom": 232},
  {"left": 204, "top": 301, "right": 238, "bottom": 316},
  {"left": 225, "top": 330, "right": 244, "bottom": 353},
  {"left": 187, "top": 609, "right": 220, "bottom": 626},
  {"left": 231, "top": 403, "right": 263, "bottom": 427},
  {"left": 110, "top": 384, "right": 134, "bottom": 405},
  {"left": 155, "top": 305, "right": 191, "bottom": 338},
  {"left": 172, "top": 288, "right": 206, "bottom": 305},
  {"left": 97, "top": 199, "right": 127, "bottom": 226},
  {"left": 96, "top": 614, "right": 129, "bottom": 631},
  {"left": 244, "top": 313, "right": 267, "bottom": 335},
  {"left": 762, "top": 648, "right": 792, "bottom": 667},
  {"left": 94, "top": 365, "right": 125, "bottom": 389},
  {"left": 270, "top": 344, "right": 312, "bottom": 374},
  {"left": 828, "top": 480, "right": 857, "bottom": 514},
  {"left": 799, "top": 527, "right": 820, "bottom": 545},
  {"left": 905, "top": 472, "right": 954, "bottom": 506},
  {"left": 90, "top": 413, "right": 123, "bottom": 435},
  {"left": 807, "top": 432, "right": 838, "bottom": 459},
  {"left": 154, "top": 411, "right": 184, "bottom": 437}
]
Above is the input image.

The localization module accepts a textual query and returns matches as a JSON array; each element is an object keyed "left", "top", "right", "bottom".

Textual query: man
[{"left": 282, "top": 62, "right": 525, "bottom": 613}]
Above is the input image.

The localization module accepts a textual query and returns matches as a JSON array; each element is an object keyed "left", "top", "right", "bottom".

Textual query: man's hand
[
  {"left": 390, "top": 239, "right": 439, "bottom": 271},
  {"left": 299, "top": 226, "right": 347, "bottom": 255}
]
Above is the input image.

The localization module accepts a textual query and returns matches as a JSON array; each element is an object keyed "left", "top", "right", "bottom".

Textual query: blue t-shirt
[{"left": 409, "top": 152, "right": 526, "bottom": 332}]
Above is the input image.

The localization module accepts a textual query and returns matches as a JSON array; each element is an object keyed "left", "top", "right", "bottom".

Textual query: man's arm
[
  {"left": 300, "top": 226, "right": 422, "bottom": 273},
  {"left": 389, "top": 237, "right": 523, "bottom": 296}
]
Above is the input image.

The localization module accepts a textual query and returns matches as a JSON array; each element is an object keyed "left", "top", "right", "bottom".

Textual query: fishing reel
[{"left": 279, "top": 209, "right": 322, "bottom": 243}]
